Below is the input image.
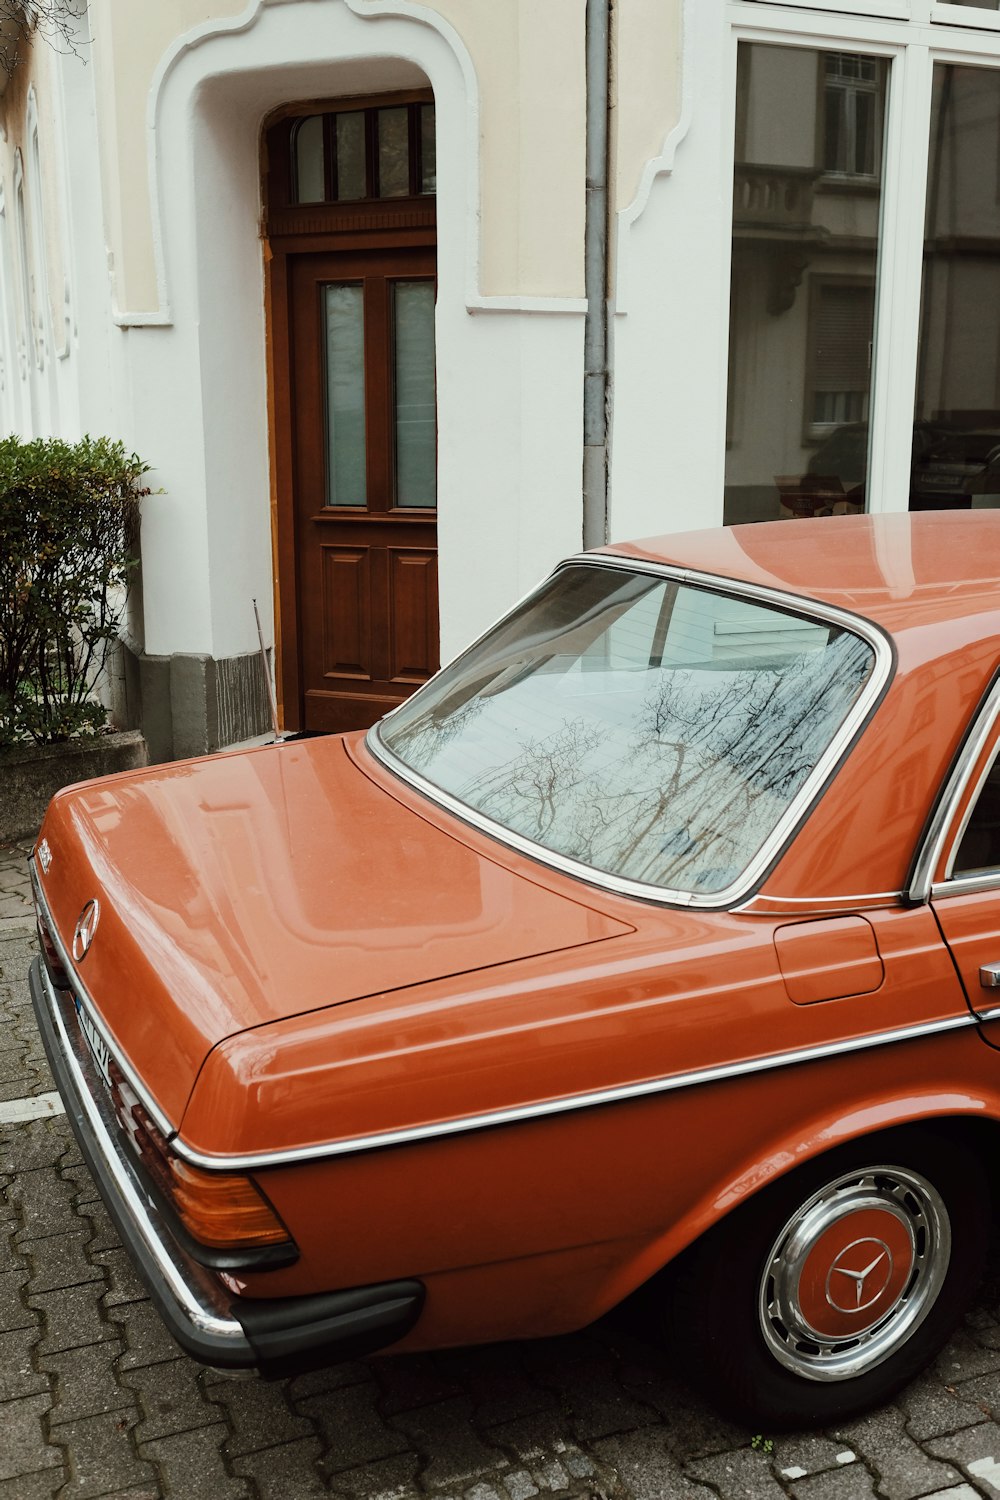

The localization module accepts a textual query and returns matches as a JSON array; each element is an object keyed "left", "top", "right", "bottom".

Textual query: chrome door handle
[{"left": 980, "top": 963, "right": 1000, "bottom": 989}]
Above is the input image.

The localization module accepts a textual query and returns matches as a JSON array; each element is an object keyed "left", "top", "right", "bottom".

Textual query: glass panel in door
[
  {"left": 323, "top": 284, "right": 366, "bottom": 507},
  {"left": 724, "top": 43, "right": 888, "bottom": 524},
  {"left": 393, "top": 281, "right": 436, "bottom": 507},
  {"left": 913, "top": 65, "right": 1000, "bottom": 512}
]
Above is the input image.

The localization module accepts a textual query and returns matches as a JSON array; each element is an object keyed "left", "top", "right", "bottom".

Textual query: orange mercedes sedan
[{"left": 27, "top": 511, "right": 1000, "bottom": 1427}]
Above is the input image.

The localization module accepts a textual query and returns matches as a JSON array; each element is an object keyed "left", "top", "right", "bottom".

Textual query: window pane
[
  {"left": 393, "top": 281, "right": 436, "bottom": 507},
  {"left": 294, "top": 116, "right": 324, "bottom": 204},
  {"left": 724, "top": 43, "right": 888, "bottom": 526},
  {"left": 380, "top": 567, "right": 874, "bottom": 897},
  {"left": 420, "top": 104, "right": 436, "bottom": 194},
  {"left": 378, "top": 107, "right": 410, "bottom": 197},
  {"left": 943, "top": 2, "right": 1000, "bottom": 9},
  {"left": 953, "top": 752, "right": 1000, "bottom": 876},
  {"left": 335, "top": 112, "right": 366, "bottom": 201},
  {"left": 324, "top": 285, "right": 366, "bottom": 507},
  {"left": 913, "top": 65, "right": 1000, "bottom": 514}
]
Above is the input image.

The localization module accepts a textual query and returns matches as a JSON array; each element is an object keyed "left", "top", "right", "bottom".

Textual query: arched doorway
[{"left": 264, "top": 93, "right": 438, "bottom": 733}]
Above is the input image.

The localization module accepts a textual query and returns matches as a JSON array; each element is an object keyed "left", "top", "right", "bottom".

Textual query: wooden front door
[{"left": 265, "top": 97, "right": 439, "bottom": 733}]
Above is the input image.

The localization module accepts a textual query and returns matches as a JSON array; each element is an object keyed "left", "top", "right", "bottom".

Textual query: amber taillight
[{"left": 129, "top": 1103, "right": 291, "bottom": 1251}]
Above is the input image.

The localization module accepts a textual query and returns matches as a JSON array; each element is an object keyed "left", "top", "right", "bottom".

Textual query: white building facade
[{"left": 3, "top": 0, "right": 1000, "bottom": 757}]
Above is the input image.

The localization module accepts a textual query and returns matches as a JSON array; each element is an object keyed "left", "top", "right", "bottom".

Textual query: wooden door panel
[
  {"left": 319, "top": 545, "right": 373, "bottom": 680},
  {"left": 388, "top": 548, "right": 439, "bottom": 683}
]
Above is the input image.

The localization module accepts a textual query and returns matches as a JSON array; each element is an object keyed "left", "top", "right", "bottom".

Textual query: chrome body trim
[
  {"left": 369, "top": 556, "right": 894, "bottom": 912},
  {"left": 909, "top": 675, "right": 1000, "bottom": 904},
  {"left": 30, "top": 858, "right": 176, "bottom": 1142},
  {"left": 168, "top": 1009, "right": 978, "bottom": 1172},
  {"left": 975, "top": 1004, "right": 1000, "bottom": 1024},
  {"left": 738, "top": 891, "right": 903, "bottom": 914},
  {"left": 32, "top": 956, "right": 244, "bottom": 1345}
]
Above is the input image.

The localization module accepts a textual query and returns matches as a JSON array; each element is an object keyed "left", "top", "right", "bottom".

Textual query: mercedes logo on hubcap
[
  {"left": 825, "top": 1236, "right": 894, "bottom": 1313},
  {"left": 72, "top": 900, "right": 101, "bottom": 963}
]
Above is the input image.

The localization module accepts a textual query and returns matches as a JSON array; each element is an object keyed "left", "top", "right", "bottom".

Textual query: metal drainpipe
[{"left": 582, "top": 0, "right": 611, "bottom": 550}]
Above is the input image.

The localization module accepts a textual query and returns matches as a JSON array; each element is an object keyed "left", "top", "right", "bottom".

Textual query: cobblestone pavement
[{"left": 9, "top": 842, "right": 1000, "bottom": 1498}]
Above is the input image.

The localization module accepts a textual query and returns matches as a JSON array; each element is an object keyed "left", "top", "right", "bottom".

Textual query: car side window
[{"left": 953, "top": 750, "right": 1000, "bottom": 877}]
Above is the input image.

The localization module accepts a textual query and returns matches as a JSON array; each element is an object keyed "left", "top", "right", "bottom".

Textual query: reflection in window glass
[
  {"left": 420, "top": 104, "right": 436, "bottom": 193},
  {"left": 953, "top": 752, "right": 1000, "bottom": 876},
  {"left": 324, "top": 285, "right": 366, "bottom": 507},
  {"left": 378, "top": 108, "right": 410, "bottom": 197},
  {"left": 294, "top": 116, "right": 325, "bottom": 203},
  {"left": 335, "top": 112, "right": 366, "bottom": 201},
  {"left": 393, "top": 282, "right": 436, "bottom": 507},
  {"left": 944, "top": 1, "right": 1000, "bottom": 8},
  {"left": 379, "top": 566, "right": 873, "bottom": 897},
  {"left": 724, "top": 43, "right": 887, "bottom": 526},
  {"left": 913, "top": 66, "right": 1000, "bottom": 514}
]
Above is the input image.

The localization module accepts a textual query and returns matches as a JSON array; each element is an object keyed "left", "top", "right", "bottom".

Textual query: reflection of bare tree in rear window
[{"left": 383, "top": 566, "right": 875, "bottom": 894}]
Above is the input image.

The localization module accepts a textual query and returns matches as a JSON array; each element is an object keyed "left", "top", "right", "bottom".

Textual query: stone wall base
[
  {"left": 0, "top": 731, "right": 149, "bottom": 842},
  {"left": 124, "top": 646, "right": 274, "bottom": 764}
]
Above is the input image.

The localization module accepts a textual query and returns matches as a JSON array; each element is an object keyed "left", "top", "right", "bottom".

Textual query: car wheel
[{"left": 670, "top": 1128, "right": 989, "bottom": 1428}]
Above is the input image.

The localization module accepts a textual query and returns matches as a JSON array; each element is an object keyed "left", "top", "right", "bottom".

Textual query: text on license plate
[{"left": 74, "top": 996, "right": 113, "bottom": 1090}]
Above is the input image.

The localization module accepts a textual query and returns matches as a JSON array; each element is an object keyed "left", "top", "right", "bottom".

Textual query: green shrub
[{"left": 0, "top": 435, "right": 151, "bottom": 748}]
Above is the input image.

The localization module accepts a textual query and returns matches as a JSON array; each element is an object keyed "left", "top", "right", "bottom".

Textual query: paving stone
[
  {"left": 42, "top": 1339, "right": 133, "bottom": 1423},
  {"left": 686, "top": 1446, "right": 793, "bottom": 1499},
  {"left": 389, "top": 1397, "right": 509, "bottom": 1490},
  {"left": 31, "top": 1278, "right": 116, "bottom": 1355},
  {"left": 124, "top": 1358, "right": 222, "bottom": 1443},
  {"left": 787, "top": 1466, "right": 880, "bottom": 1499},
  {"left": 323, "top": 1452, "right": 422, "bottom": 1499},
  {"left": 230, "top": 1436, "right": 328, "bottom": 1498},
  {"left": 23, "top": 1229, "right": 104, "bottom": 1294},
  {"left": 0, "top": 1265, "right": 35, "bottom": 1332},
  {"left": 0, "top": 1392, "right": 61, "bottom": 1481},
  {"left": 0, "top": 1120, "right": 73, "bottom": 1178},
  {"left": 203, "top": 1370, "right": 314, "bottom": 1454},
  {"left": 109, "top": 1296, "right": 184, "bottom": 1370},
  {"left": 594, "top": 1428, "right": 720, "bottom": 1499},
  {"left": 300, "top": 1381, "right": 412, "bottom": 1473},
  {"left": 53, "top": 1409, "right": 156, "bottom": 1499},
  {"left": 900, "top": 1375, "right": 990, "bottom": 1440},
  {"left": 834, "top": 1406, "right": 964, "bottom": 1499},
  {"left": 372, "top": 1351, "right": 467, "bottom": 1414},
  {"left": 76, "top": 1198, "right": 121, "bottom": 1254},
  {"left": 286, "top": 1359, "right": 376, "bottom": 1399},
  {"left": 92, "top": 1245, "right": 146, "bottom": 1307},
  {"left": 0, "top": 1323, "right": 46, "bottom": 1400},
  {"left": 448, "top": 1353, "right": 556, "bottom": 1429},
  {"left": 937, "top": 1332, "right": 1000, "bottom": 1385},
  {"left": 60, "top": 1161, "right": 103, "bottom": 1207},
  {"left": 8, "top": 1168, "right": 80, "bottom": 1238},
  {"left": 772, "top": 1433, "right": 859, "bottom": 1477},
  {"left": 952, "top": 1370, "right": 1000, "bottom": 1423},
  {"left": 501, "top": 1469, "right": 539, "bottom": 1500},
  {"left": 616, "top": 1362, "right": 750, "bottom": 1459},
  {"left": 0, "top": 1472, "right": 65, "bottom": 1498},
  {"left": 926, "top": 1422, "right": 1000, "bottom": 1497},
  {"left": 139, "top": 1424, "right": 251, "bottom": 1500}
]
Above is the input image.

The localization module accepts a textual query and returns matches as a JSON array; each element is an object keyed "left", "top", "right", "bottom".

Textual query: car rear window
[{"left": 376, "top": 564, "right": 876, "bottom": 899}]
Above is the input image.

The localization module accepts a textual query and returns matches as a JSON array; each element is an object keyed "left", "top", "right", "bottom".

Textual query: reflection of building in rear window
[
  {"left": 953, "top": 753, "right": 1000, "bottom": 876},
  {"left": 809, "top": 280, "right": 874, "bottom": 434},
  {"left": 824, "top": 54, "right": 883, "bottom": 179}
]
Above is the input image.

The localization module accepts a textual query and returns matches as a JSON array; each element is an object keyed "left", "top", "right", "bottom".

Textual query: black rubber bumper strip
[{"left": 29, "top": 956, "right": 424, "bottom": 1371}]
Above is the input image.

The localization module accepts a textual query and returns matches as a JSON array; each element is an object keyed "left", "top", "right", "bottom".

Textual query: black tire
[{"left": 669, "top": 1127, "right": 989, "bottom": 1428}]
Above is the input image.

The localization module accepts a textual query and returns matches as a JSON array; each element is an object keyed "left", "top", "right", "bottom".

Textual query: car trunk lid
[{"left": 35, "top": 736, "right": 631, "bottom": 1125}]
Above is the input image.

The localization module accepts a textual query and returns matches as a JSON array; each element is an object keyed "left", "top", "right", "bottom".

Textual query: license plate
[{"left": 73, "top": 996, "right": 113, "bottom": 1090}]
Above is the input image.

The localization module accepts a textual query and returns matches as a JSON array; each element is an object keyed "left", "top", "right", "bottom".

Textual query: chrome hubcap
[{"left": 758, "top": 1165, "right": 950, "bottom": 1382}]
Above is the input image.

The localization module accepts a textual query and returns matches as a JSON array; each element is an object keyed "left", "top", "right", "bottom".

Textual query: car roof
[{"left": 605, "top": 511, "right": 1000, "bottom": 642}]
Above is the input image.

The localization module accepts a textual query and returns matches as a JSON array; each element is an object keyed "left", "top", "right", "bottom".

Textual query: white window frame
[{"left": 727, "top": 0, "right": 1000, "bottom": 515}]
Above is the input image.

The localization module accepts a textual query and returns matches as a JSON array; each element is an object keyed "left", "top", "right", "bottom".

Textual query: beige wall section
[
  {"left": 612, "top": 0, "right": 681, "bottom": 215},
  {"left": 434, "top": 0, "right": 585, "bottom": 297},
  {"left": 91, "top": 0, "right": 586, "bottom": 316},
  {"left": 90, "top": 0, "right": 249, "bottom": 315}
]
